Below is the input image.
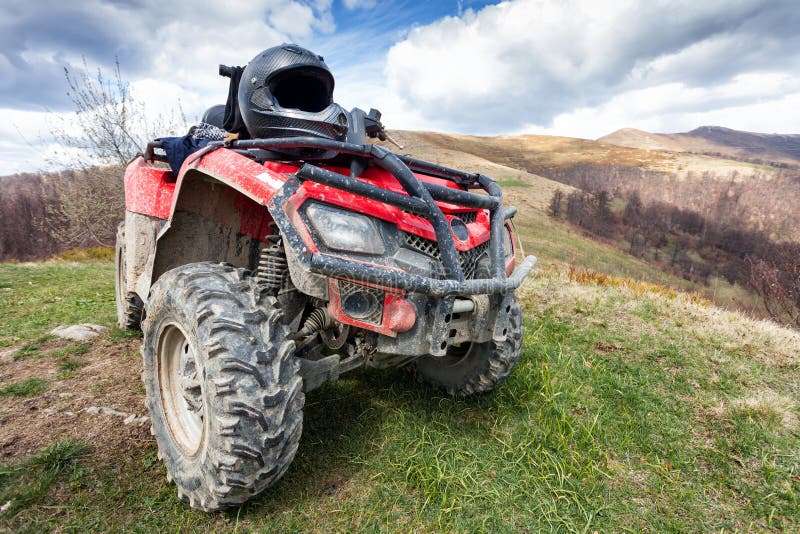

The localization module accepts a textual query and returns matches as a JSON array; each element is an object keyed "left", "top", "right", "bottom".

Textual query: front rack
[
  {"left": 145, "top": 136, "right": 536, "bottom": 293},
  {"left": 223, "top": 137, "right": 507, "bottom": 283}
]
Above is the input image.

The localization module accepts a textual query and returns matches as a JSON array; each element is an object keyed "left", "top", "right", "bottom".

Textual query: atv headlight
[{"left": 306, "top": 203, "right": 385, "bottom": 255}]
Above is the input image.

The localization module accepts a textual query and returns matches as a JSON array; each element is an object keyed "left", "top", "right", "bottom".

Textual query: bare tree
[
  {"left": 548, "top": 189, "right": 564, "bottom": 217},
  {"left": 749, "top": 244, "right": 800, "bottom": 328},
  {"left": 51, "top": 58, "right": 186, "bottom": 167},
  {"left": 40, "top": 59, "right": 187, "bottom": 248}
]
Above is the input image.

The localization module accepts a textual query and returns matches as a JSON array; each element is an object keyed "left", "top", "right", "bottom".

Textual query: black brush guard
[{"left": 147, "top": 136, "right": 537, "bottom": 297}]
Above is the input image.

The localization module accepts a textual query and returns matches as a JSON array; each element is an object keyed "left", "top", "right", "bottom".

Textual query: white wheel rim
[{"left": 158, "top": 323, "right": 205, "bottom": 456}]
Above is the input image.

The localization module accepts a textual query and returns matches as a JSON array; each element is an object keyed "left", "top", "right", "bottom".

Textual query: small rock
[
  {"left": 0, "top": 500, "right": 11, "bottom": 513},
  {"left": 50, "top": 324, "right": 107, "bottom": 342},
  {"left": 0, "top": 349, "right": 15, "bottom": 364},
  {"left": 98, "top": 407, "right": 126, "bottom": 417},
  {"left": 64, "top": 411, "right": 76, "bottom": 417},
  {"left": 123, "top": 414, "right": 136, "bottom": 425},
  {"left": 84, "top": 406, "right": 100, "bottom": 414}
]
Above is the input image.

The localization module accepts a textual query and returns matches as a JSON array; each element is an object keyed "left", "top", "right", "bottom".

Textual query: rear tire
[
  {"left": 141, "top": 262, "right": 304, "bottom": 511},
  {"left": 115, "top": 223, "right": 143, "bottom": 330},
  {"left": 414, "top": 295, "right": 523, "bottom": 396}
]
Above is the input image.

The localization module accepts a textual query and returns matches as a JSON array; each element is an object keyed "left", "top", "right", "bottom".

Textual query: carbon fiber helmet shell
[{"left": 239, "top": 44, "right": 350, "bottom": 141}]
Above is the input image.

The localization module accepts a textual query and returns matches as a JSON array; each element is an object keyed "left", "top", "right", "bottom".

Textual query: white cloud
[
  {"left": 382, "top": 0, "right": 800, "bottom": 135},
  {"left": 2, "top": 0, "right": 799, "bottom": 175},
  {"left": 0, "top": 0, "right": 338, "bottom": 174},
  {"left": 518, "top": 81, "right": 800, "bottom": 140},
  {"left": 342, "top": 0, "right": 376, "bottom": 9}
]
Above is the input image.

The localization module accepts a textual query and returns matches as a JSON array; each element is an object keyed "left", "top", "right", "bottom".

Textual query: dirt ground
[{"left": 0, "top": 336, "right": 152, "bottom": 463}]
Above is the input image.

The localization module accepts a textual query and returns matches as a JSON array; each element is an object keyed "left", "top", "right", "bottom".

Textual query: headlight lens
[{"left": 306, "top": 203, "right": 386, "bottom": 255}]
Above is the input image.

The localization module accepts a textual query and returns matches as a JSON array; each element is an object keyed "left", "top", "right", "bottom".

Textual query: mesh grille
[
  {"left": 405, "top": 233, "right": 442, "bottom": 261},
  {"left": 455, "top": 211, "right": 479, "bottom": 224},
  {"left": 460, "top": 241, "right": 489, "bottom": 279},
  {"left": 403, "top": 232, "right": 489, "bottom": 279},
  {"left": 338, "top": 280, "right": 384, "bottom": 325}
]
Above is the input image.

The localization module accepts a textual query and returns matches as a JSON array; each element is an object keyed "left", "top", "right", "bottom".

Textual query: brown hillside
[
  {"left": 387, "top": 130, "right": 800, "bottom": 242},
  {"left": 378, "top": 131, "right": 579, "bottom": 212},
  {"left": 599, "top": 126, "right": 800, "bottom": 167}
]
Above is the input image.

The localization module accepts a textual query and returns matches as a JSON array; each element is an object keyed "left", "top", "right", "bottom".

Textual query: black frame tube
[
  {"left": 296, "top": 164, "right": 430, "bottom": 215},
  {"left": 310, "top": 253, "right": 537, "bottom": 297},
  {"left": 202, "top": 136, "right": 512, "bottom": 284}
]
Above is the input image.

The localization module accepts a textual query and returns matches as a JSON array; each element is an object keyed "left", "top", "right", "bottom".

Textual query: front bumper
[
  {"left": 269, "top": 175, "right": 535, "bottom": 357},
  {"left": 255, "top": 137, "right": 536, "bottom": 355},
  {"left": 309, "top": 252, "right": 537, "bottom": 297}
]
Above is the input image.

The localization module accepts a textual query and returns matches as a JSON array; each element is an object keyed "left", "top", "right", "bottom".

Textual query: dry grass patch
[
  {"left": 708, "top": 391, "right": 799, "bottom": 432},
  {"left": 567, "top": 265, "right": 711, "bottom": 305},
  {"left": 54, "top": 246, "right": 114, "bottom": 262}
]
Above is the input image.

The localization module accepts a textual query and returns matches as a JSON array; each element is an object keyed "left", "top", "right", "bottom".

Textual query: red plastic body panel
[
  {"left": 124, "top": 147, "right": 493, "bottom": 247},
  {"left": 123, "top": 158, "right": 176, "bottom": 220}
]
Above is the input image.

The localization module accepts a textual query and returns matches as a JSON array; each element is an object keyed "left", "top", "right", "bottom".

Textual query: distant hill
[
  {"left": 599, "top": 126, "right": 800, "bottom": 166},
  {"left": 386, "top": 130, "right": 800, "bottom": 243}
]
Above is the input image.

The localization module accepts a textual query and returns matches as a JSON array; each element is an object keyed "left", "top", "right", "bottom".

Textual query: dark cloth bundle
[{"left": 159, "top": 123, "right": 227, "bottom": 175}]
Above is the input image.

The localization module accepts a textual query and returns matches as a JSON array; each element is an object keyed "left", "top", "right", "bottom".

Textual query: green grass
[
  {"left": 1, "top": 199, "right": 797, "bottom": 530},
  {"left": 0, "top": 378, "right": 49, "bottom": 397},
  {"left": 0, "top": 440, "right": 88, "bottom": 521},
  {"left": 49, "top": 342, "right": 91, "bottom": 360},
  {"left": 0, "top": 262, "right": 797, "bottom": 531},
  {"left": 496, "top": 178, "right": 531, "bottom": 188},
  {"left": 0, "top": 262, "right": 114, "bottom": 347}
]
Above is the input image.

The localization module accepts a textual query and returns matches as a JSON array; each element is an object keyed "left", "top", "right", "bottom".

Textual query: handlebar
[{"left": 219, "top": 64, "right": 236, "bottom": 78}]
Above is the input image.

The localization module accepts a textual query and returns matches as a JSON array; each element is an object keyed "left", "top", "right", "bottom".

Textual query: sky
[{"left": 1, "top": 0, "right": 798, "bottom": 175}]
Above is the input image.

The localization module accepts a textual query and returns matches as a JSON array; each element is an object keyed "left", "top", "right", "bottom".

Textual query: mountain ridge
[{"left": 598, "top": 125, "right": 800, "bottom": 165}]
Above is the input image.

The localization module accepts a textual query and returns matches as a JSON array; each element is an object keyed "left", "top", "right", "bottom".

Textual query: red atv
[{"left": 116, "top": 44, "right": 536, "bottom": 511}]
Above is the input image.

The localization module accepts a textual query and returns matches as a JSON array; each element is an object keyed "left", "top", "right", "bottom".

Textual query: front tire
[
  {"left": 414, "top": 295, "right": 523, "bottom": 396},
  {"left": 141, "top": 262, "right": 304, "bottom": 511}
]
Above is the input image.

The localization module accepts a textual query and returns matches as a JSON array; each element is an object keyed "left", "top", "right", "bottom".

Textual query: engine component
[{"left": 295, "top": 307, "right": 333, "bottom": 339}]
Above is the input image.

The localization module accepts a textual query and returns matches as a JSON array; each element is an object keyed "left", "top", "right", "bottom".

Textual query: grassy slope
[
  {"left": 1, "top": 260, "right": 799, "bottom": 531},
  {"left": 0, "top": 262, "right": 115, "bottom": 348},
  {"left": 396, "top": 129, "right": 775, "bottom": 178},
  {"left": 383, "top": 131, "right": 753, "bottom": 310}
]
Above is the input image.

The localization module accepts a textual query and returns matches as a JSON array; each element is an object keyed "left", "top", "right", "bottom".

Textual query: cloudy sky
[{"left": 1, "top": 0, "right": 798, "bottom": 175}]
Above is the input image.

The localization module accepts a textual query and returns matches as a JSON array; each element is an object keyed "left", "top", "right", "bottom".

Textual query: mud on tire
[
  {"left": 115, "top": 223, "right": 143, "bottom": 330},
  {"left": 414, "top": 295, "right": 523, "bottom": 396},
  {"left": 141, "top": 262, "right": 304, "bottom": 511}
]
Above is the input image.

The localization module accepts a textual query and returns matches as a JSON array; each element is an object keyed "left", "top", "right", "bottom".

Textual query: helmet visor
[{"left": 269, "top": 67, "right": 333, "bottom": 113}]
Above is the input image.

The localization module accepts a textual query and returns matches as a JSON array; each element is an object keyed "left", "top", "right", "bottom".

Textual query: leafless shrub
[
  {"left": 548, "top": 188, "right": 564, "bottom": 217},
  {"left": 36, "top": 59, "right": 186, "bottom": 249},
  {"left": 38, "top": 166, "right": 125, "bottom": 248},
  {"left": 749, "top": 244, "right": 800, "bottom": 328}
]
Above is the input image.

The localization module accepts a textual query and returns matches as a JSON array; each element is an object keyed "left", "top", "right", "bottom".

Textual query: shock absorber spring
[{"left": 256, "top": 223, "right": 288, "bottom": 295}]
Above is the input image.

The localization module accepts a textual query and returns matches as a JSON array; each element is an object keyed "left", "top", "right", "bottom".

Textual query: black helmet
[{"left": 238, "top": 44, "right": 349, "bottom": 140}]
